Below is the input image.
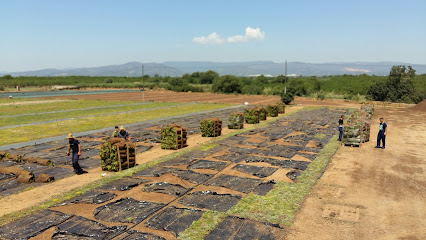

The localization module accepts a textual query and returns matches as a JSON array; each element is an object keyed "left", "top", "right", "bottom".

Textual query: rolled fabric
[{"left": 35, "top": 173, "right": 55, "bottom": 183}]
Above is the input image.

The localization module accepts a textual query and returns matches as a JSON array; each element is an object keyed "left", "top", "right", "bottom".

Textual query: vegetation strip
[
  {"left": 0, "top": 103, "right": 231, "bottom": 146},
  {"left": 0, "top": 106, "right": 299, "bottom": 228},
  {"left": 0, "top": 102, "right": 194, "bottom": 129},
  {"left": 0, "top": 101, "right": 154, "bottom": 118}
]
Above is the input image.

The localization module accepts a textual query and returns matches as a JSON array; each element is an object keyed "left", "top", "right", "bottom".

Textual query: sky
[{"left": 1, "top": 0, "right": 426, "bottom": 72}]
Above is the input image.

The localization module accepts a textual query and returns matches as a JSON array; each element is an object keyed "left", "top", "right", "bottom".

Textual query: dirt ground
[{"left": 286, "top": 106, "right": 426, "bottom": 239}]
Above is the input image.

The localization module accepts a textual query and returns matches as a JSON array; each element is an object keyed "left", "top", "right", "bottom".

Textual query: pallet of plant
[
  {"left": 342, "top": 123, "right": 363, "bottom": 146},
  {"left": 161, "top": 124, "right": 188, "bottom": 150},
  {"left": 276, "top": 101, "right": 286, "bottom": 114},
  {"left": 256, "top": 107, "right": 268, "bottom": 121},
  {"left": 267, "top": 105, "right": 279, "bottom": 117},
  {"left": 228, "top": 113, "right": 244, "bottom": 129},
  {"left": 244, "top": 108, "right": 260, "bottom": 124},
  {"left": 361, "top": 104, "right": 374, "bottom": 119},
  {"left": 99, "top": 138, "right": 137, "bottom": 172},
  {"left": 201, "top": 118, "right": 222, "bottom": 137}
]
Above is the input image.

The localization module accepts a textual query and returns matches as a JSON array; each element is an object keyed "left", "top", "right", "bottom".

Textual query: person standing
[
  {"left": 118, "top": 126, "right": 131, "bottom": 141},
  {"left": 338, "top": 115, "right": 344, "bottom": 141},
  {"left": 376, "top": 118, "right": 387, "bottom": 149},
  {"left": 67, "top": 133, "right": 87, "bottom": 174}
]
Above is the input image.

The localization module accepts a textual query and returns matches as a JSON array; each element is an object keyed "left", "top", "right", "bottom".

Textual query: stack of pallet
[
  {"left": 342, "top": 121, "right": 363, "bottom": 146},
  {"left": 244, "top": 108, "right": 260, "bottom": 124},
  {"left": 361, "top": 104, "right": 374, "bottom": 119},
  {"left": 256, "top": 107, "right": 268, "bottom": 121},
  {"left": 228, "top": 113, "right": 244, "bottom": 129},
  {"left": 267, "top": 105, "right": 279, "bottom": 117},
  {"left": 276, "top": 101, "right": 286, "bottom": 114},
  {"left": 201, "top": 118, "right": 222, "bottom": 137},
  {"left": 161, "top": 124, "right": 188, "bottom": 150},
  {"left": 99, "top": 138, "right": 136, "bottom": 171}
]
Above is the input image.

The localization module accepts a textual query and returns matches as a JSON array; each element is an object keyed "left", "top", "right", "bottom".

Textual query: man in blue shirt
[
  {"left": 376, "top": 118, "right": 387, "bottom": 149},
  {"left": 338, "top": 115, "right": 344, "bottom": 141},
  {"left": 118, "top": 126, "right": 130, "bottom": 141}
]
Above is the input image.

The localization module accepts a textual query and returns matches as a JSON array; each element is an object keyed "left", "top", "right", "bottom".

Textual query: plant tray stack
[
  {"left": 342, "top": 122, "right": 363, "bottom": 146},
  {"left": 267, "top": 105, "right": 279, "bottom": 117},
  {"left": 228, "top": 113, "right": 244, "bottom": 129},
  {"left": 244, "top": 108, "right": 260, "bottom": 124},
  {"left": 201, "top": 118, "right": 222, "bottom": 137},
  {"left": 276, "top": 101, "right": 286, "bottom": 114},
  {"left": 361, "top": 104, "right": 374, "bottom": 119},
  {"left": 99, "top": 138, "right": 136, "bottom": 172},
  {"left": 161, "top": 124, "right": 188, "bottom": 150},
  {"left": 256, "top": 107, "right": 268, "bottom": 121}
]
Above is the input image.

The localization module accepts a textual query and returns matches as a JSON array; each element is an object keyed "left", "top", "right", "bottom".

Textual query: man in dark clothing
[
  {"left": 376, "top": 118, "right": 387, "bottom": 149},
  {"left": 67, "top": 133, "right": 87, "bottom": 174},
  {"left": 338, "top": 115, "right": 344, "bottom": 141},
  {"left": 118, "top": 126, "right": 130, "bottom": 141}
]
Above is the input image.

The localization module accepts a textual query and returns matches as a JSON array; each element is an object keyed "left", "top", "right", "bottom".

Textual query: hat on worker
[
  {"left": 67, "top": 133, "right": 74, "bottom": 139},
  {"left": 120, "top": 126, "right": 125, "bottom": 130}
]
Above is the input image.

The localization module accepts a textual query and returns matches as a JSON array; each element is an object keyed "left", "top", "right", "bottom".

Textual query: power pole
[
  {"left": 141, "top": 64, "right": 145, "bottom": 101},
  {"left": 284, "top": 60, "right": 287, "bottom": 94}
]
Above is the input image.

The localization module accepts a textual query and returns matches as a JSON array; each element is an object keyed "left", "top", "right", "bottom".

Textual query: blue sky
[{"left": 1, "top": 0, "right": 425, "bottom": 72}]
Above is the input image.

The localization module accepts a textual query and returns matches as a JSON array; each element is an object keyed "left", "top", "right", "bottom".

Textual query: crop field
[{"left": 0, "top": 90, "right": 424, "bottom": 239}]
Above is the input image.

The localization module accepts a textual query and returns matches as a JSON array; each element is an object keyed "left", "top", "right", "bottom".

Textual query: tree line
[{"left": 1, "top": 65, "right": 425, "bottom": 103}]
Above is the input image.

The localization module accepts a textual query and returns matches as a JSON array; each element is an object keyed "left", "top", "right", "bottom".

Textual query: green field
[{"left": 0, "top": 100, "right": 232, "bottom": 146}]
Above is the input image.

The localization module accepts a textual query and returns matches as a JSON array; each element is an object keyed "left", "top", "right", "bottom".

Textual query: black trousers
[{"left": 72, "top": 153, "right": 83, "bottom": 173}]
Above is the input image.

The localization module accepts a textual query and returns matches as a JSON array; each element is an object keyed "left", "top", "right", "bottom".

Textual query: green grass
[
  {"left": 200, "top": 143, "right": 218, "bottom": 151},
  {"left": 0, "top": 101, "right": 180, "bottom": 127},
  {"left": 0, "top": 99, "right": 142, "bottom": 116},
  {"left": 0, "top": 103, "right": 232, "bottom": 146},
  {"left": 178, "top": 211, "right": 227, "bottom": 240},
  {"left": 314, "top": 133, "right": 326, "bottom": 139}
]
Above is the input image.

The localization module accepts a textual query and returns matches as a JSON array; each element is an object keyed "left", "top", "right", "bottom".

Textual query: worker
[
  {"left": 376, "top": 117, "right": 387, "bottom": 149},
  {"left": 66, "top": 133, "right": 87, "bottom": 175},
  {"left": 111, "top": 126, "right": 119, "bottom": 137},
  {"left": 118, "top": 126, "right": 130, "bottom": 141},
  {"left": 338, "top": 115, "right": 344, "bottom": 141}
]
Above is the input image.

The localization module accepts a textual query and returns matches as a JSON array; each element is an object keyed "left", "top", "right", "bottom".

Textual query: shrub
[
  {"left": 105, "top": 78, "right": 113, "bottom": 83},
  {"left": 281, "top": 89, "right": 295, "bottom": 105}
]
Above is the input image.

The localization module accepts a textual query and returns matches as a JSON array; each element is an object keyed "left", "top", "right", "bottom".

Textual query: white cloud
[
  {"left": 193, "top": 27, "right": 265, "bottom": 44},
  {"left": 192, "top": 32, "right": 224, "bottom": 44}
]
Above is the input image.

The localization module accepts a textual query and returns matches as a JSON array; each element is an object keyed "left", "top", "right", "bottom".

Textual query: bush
[
  {"left": 281, "top": 89, "right": 295, "bottom": 105},
  {"left": 242, "top": 84, "right": 264, "bottom": 95},
  {"left": 0, "top": 85, "right": 4, "bottom": 91},
  {"left": 105, "top": 78, "right": 113, "bottom": 83},
  {"left": 212, "top": 75, "right": 242, "bottom": 94}
]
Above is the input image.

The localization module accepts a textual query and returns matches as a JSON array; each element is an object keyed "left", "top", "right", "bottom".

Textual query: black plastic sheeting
[
  {"left": 97, "top": 177, "right": 150, "bottom": 191},
  {"left": 232, "top": 164, "right": 278, "bottom": 178},
  {"left": 158, "top": 158, "right": 195, "bottom": 167},
  {"left": 187, "top": 159, "right": 229, "bottom": 171},
  {"left": 172, "top": 170, "right": 213, "bottom": 184},
  {"left": 228, "top": 147, "right": 261, "bottom": 155},
  {"left": 94, "top": 197, "right": 165, "bottom": 224},
  {"left": 244, "top": 156, "right": 311, "bottom": 170},
  {"left": 58, "top": 190, "right": 117, "bottom": 206},
  {"left": 143, "top": 182, "right": 189, "bottom": 196},
  {"left": 205, "top": 174, "right": 262, "bottom": 193},
  {"left": 178, "top": 191, "right": 242, "bottom": 212},
  {"left": 286, "top": 170, "right": 301, "bottom": 181},
  {"left": 0, "top": 209, "right": 72, "bottom": 240},
  {"left": 144, "top": 206, "right": 204, "bottom": 237},
  {"left": 204, "top": 216, "right": 283, "bottom": 240},
  {"left": 117, "top": 230, "right": 165, "bottom": 240},
  {"left": 212, "top": 153, "right": 247, "bottom": 163},
  {"left": 252, "top": 180, "right": 276, "bottom": 196},
  {"left": 133, "top": 166, "right": 176, "bottom": 177},
  {"left": 52, "top": 215, "right": 127, "bottom": 240}
]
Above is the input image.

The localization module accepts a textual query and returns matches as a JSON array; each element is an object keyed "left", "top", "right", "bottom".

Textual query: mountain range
[{"left": 5, "top": 61, "right": 426, "bottom": 77}]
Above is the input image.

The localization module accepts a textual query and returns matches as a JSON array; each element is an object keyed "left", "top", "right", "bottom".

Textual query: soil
[
  {"left": 410, "top": 98, "right": 426, "bottom": 111},
  {"left": 286, "top": 106, "right": 426, "bottom": 239}
]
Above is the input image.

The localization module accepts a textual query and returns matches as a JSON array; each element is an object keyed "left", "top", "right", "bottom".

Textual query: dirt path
[{"left": 286, "top": 107, "right": 426, "bottom": 239}]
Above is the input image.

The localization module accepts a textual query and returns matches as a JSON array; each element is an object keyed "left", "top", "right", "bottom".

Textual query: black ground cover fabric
[
  {"left": 94, "top": 197, "right": 165, "bottom": 224},
  {"left": 133, "top": 166, "right": 176, "bottom": 177},
  {"left": 232, "top": 164, "right": 278, "bottom": 178},
  {"left": 58, "top": 190, "right": 117, "bottom": 205},
  {"left": 252, "top": 180, "right": 276, "bottom": 196},
  {"left": 172, "top": 169, "right": 213, "bottom": 184},
  {"left": 205, "top": 174, "right": 262, "bottom": 193},
  {"left": 97, "top": 177, "right": 150, "bottom": 191},
  {"left": 117, "top": 230, "right": 165, "bottom": 240},
  {"left": 0, "top": 210, "right": 72, "bottom": 240},
  {"left": 178, "top": 191, "right": 241, "bottom": 212},
  {"left": 187, "top": 159, "right": 229, "bottom": 171},
  {"left": 34, "top": 166, "right": 74, "bottom": 180},
  {"left": 212, "top": 153, "right": 247, "bottom": 163},
  {"left": 144, "top": 206, "right": 204, "bottom": 237},
  {"left": 143, "top": 182, "right": 189, "bottom": 196},
  {"left": 52, "top": 215, "right": 127, "bottom": 240}
]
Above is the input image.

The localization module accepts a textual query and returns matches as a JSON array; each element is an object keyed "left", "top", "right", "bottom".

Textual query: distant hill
[{"left": 6, "top": 61, "right": 426, "bottom": 77}]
